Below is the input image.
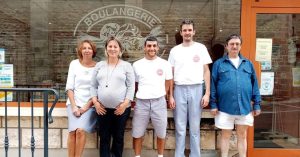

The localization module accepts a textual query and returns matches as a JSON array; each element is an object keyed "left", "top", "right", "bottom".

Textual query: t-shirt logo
[
  {"left": 193, "top": 55, "right": 200, "bottom": 62},
  {"left": 157, "top": 69, "right": 163, "bottom": 76}
]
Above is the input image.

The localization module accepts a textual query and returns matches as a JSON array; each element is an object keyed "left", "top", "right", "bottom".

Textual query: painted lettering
[
  {"left": 90, "top": 13, "right": 99, "bottom": 21},
  {"left": 134, "top": 10, "right": 141, "bottom": 19},
  {"left": 149, "top": 18, "right": 157, "bottom": 27},
  {"left": 84, "top": 18, "right": 93, "bottom": 26},
  {"left": 140, "top": 12, "right": 148, "bottom": 21},
  {"left": 127, "top": 8, "right": 134, "bottom": 17},
  {"left": 112, "top": 8, "right": 119, "bottom": 16}
]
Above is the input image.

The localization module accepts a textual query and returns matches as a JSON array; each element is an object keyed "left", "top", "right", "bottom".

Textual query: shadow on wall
[
  {"left": 175, "top": 31, "right": 183, "bottom": 45},
  {"left": 209, "top": 43, "right": 225, "bottom": 71}
]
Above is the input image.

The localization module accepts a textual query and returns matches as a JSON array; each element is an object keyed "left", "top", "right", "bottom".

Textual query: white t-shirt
[
  {"left": 168, "top": 42, "right": 212, "bottom": 85},
  {"left": 229, "top": 56, "right": 240, "bottom": 69},
  {"left": 133, "top": 57, "right": 173, "bottom": 99},
  {"left": 65, "top": 59, "right": 95, "bottom": 107}
]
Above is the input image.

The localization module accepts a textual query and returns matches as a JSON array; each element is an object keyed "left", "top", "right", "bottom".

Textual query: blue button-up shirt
[{"left": 210, "top": 54, "right": 261, "bottom": 115}]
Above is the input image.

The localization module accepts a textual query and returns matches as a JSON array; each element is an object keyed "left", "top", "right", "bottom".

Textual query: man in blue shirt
[{"left": 210, "top": 34, "right": 261, "bottom": 157}]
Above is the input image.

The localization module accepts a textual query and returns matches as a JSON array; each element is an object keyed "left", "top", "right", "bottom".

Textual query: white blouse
[{"left": 65, "top": 59, "right": 95, "bottom": 107}]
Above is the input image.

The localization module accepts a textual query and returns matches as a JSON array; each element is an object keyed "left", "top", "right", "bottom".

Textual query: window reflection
[
  {"left": 0, "top": 0, "right": 241, "bottom": 101},
  {"left": 255, "top": 14, "right": 300, "bottom": 149}
]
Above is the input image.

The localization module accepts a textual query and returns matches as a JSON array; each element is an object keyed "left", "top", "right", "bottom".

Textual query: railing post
[
  {"left": 43, "top": 91, "right": 49, "bottom": 157},
  {"left": 1, "top": 88, "right": 58, "bottom": 157},
  {"left": 17, "top": 91, "right": 21, "bottom": 157},
  {"left": 4, "top": 91, "right": 9, "bottom": 157},
  {"left": 30, "top": 92, "right": 35, "bottom": 157}
]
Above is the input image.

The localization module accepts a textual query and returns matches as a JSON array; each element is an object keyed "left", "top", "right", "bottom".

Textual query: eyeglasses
[{"left": 228, "top": 42, "right": 241, "bottom": 46}]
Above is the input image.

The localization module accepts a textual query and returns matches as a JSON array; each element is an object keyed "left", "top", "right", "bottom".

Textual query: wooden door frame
[{"left": 241, "top": 0, "right": 300, "bottom": 156}]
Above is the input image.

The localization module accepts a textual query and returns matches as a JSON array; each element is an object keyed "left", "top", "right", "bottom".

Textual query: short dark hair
[
  {"left": 226, "top": 34, "right": 243, "bottom": 45},
  {"left": 180, "top": 19, "right": 194, "bottom": 31},
  {"left": 144, "top": 36, "right": 158, "bottom": 46}
]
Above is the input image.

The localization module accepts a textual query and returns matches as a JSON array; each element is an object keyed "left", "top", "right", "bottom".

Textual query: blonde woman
[
  {"left": 91, "top": 36, "right": 135, "bottom": 157},
  {"left": 66, "top": 40, "right": 97, "bottom": 157}
]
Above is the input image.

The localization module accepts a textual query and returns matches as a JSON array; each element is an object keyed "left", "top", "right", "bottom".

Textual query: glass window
[
  {"left": 255, "top": 13, "right": 300, "bottom": 149},
  {"left": 0, "top": 0, "right": 241, "bottom": 101}
]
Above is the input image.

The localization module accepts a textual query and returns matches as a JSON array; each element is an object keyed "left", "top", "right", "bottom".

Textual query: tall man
[
  {"left": 168, "top": 19, "right": 212, "bottom": 157},
  {"left": 210, "top": 34, "right": 261, "bottom": 157},
  {"left": 132, "top": 36, "right": 173, "bottom": 157}
]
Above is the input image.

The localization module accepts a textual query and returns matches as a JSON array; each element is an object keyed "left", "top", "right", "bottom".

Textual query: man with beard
[
  {"left": 210, "top": 34, "right": 261, "bottom": 157},
  {"left": 168, "top": 19, "right": 212, "bottom": 157},
  {"left": 132, "top": 36, "right": 173, "bottom": 157}
]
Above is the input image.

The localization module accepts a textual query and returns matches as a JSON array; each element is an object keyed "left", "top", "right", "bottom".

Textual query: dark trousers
[{"left": 98, "top": 107, "right": 131, "bottom": 157}]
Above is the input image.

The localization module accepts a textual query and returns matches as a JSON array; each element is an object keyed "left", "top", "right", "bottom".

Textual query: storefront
[
  {"left": 0, "top": 0, "right": 299, "bottom": 156},
  {"left": 242, "top": 0, "right": 300, "bottom": 156}
]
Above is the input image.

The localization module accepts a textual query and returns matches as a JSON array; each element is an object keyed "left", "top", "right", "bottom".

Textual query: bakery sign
[{"left": 73, "top": 5, "right": 166, "bottom": 62}]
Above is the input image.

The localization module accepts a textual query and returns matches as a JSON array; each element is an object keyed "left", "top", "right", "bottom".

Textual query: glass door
[
  {"left": 255, "top": 13, "right": 300, "bottom": 149},
  {"left": 243, "top": 4, "right": 300, "bottom": 156}
]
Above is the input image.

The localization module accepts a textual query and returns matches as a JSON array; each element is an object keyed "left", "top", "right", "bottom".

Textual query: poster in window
[
  {"left": 0, "top": 48, "right": 4, "bottom": 63},
  {"left": 0, "top": 64, "right": 13, "bottom": 101},
  {"left": 256, "top": 38, "right": 272, "bottom": 62},
  {"left": 260, "top": 72, "right": 274, "bottom": 95},
  {"left": 261, "top": 61, "right": 272, "bottom": 70},
  {"left": 292, "top": 68, "right": 300, "bottom": 87}
]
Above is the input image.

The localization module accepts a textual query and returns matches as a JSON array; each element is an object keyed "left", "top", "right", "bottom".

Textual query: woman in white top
[
  {"left": 91, "top": 36, "right": 135, "bottom": 157},
  {"left": 65, "top": 40, "right": 97, "bottom": 157}
]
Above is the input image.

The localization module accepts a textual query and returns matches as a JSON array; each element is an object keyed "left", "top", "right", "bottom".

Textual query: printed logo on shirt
[
  {"left": 193, "top": 55, "right": 200, "bottom": 62},
  {"left": 156, "top": 69, "right": 163, "bottom": 76}
]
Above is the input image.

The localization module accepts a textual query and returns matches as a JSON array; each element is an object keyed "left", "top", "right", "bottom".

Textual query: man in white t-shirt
[
  {"left": 132, "top": 36, "right": 173, "bottom": 157},
  {"left": 168, "top": 19, "right": 212, "bottom": 157}
]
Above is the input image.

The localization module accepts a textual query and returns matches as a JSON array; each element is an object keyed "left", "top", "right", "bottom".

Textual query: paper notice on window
[
  {"left": 256, "top": 38, "right": 272, "bottom": 61},
  {"left": 0, "top": 91, "right": 12, "bottom": 101},
  {"left": 260, "top": 72, "right": 274, "bottom": 95},
  {"left": 0, "top": 64, "right": 13, "bottom": 101},
  {"left": 0, "top": 48, "right": 4, "bottom": 63},
  {"left": 261, "top": 61, "right": 272, "bottom": 70},
  {"left": 292, "top": 68, "right": 300, "bottom": 87},
  {"left": 0, "top": 64, "right": 13, "bottom": 87}
]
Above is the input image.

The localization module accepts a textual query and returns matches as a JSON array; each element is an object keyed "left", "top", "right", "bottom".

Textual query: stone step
[{"left": 0, "top": 148, "right": 222, "bottom": 157}]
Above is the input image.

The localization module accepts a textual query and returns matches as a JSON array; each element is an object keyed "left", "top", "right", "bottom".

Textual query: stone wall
[{"left": 0, "top": 107, "right": 238, "bottom": 156}]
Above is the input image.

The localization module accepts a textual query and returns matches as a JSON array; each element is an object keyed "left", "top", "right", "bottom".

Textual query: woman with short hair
[{"left": 66, "top": 40, "right": 98, "bottom": 157}]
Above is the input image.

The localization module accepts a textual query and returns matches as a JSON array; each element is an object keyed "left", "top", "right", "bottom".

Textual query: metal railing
[{"left": 0, "top": 88, "right": 59, "bottom": 157}]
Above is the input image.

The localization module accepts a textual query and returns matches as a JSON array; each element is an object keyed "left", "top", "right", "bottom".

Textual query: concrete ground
[{"left": 1, "top": 148, "right": 222, "bottom": 157}]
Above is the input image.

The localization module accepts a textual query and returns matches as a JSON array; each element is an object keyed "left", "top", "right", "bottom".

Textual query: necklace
[
  {"left": 105, "top": 59, "right": 119, "bottom": 88},
  {"left": 80, "top": 60, "right": 95, "bottom": 75}
]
